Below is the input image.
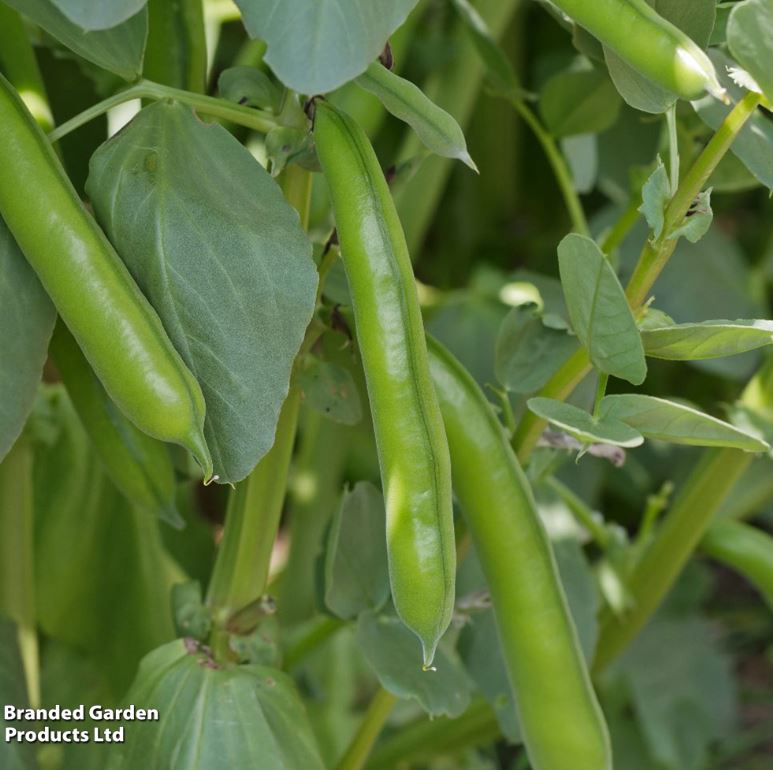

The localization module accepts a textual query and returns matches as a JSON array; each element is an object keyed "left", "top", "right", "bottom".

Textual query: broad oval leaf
[
  {"left": 355, "top": 62, "right": 476, "bottom": 170},
  {"left": 298, "top": 357, "right": 362, "bottom": 426},
  {"left": 50, "top": 0, "right": 147, "bottom": 31},
  {"left": 4, "top": 0, "right": 147, "bottom": 80},
  {"left": 87, "top": 102, "right": 318, "bottom": 484},
  {"left": 357, "top": 610, "right": 472, "bottom": 718},
  {"left": 558, "top": 234, "right": 646, "bottom": 384},
  {"left": 324, "top": 482, "right": 390, "bottom": 619},
  {"left": 0, "top": 617, "right": 36, "bottom": 770},
  {"left": 728, "top": 0, "right": 773, "bottom": 105},
  {"left": 693, "top": 51, "right": 773, "bottom": 190},
  {"left": 233, "top": 0, "right": 418, "bottom": 94},
  {"left": 642, "top": 320, "right": 773, "bottom": 360},
  {"left": 600, "top": 394, "right": 769, "bottom": 452},
  {"left": 494, "top": 305, "right": 578, "bottom": 394},
  {"left": 107, "top": 640, "right": 325, "bottom": 770},
  {"left": 527, "top": 397, "right": 644, "bottom": 448},
  {"left": 539, "top": 68, "right": 621, "bottom": 138},
  {"left": 0, "top": 219, "right": 55, "bottom": 463},
  {"left": 603, "top": 0, "right": 715, "bottom": 114},
  {"left": 218, "top": 66, "right": 280, "bottom": 111}
]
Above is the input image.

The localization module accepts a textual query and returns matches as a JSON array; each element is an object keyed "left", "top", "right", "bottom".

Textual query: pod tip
[
  {"left": 185, "top": 428, "right": 214, "bottom": 484},
  {"left": 421, "top": 640, "right": 439, "bottom": 670}
]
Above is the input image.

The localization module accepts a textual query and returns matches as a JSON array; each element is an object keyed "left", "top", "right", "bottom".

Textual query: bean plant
[{"left": 1, "top": 0, "right": 772, "bottom": 769}]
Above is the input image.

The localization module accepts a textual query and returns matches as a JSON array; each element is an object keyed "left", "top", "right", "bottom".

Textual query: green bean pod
[
  {"left": 427, "top": 337, "right": 611, "bottom": 770},
  {"left": 314, "top": 100, "right": 455, "bottom": 667},
  {"left": 702, "top": 519, "right": 773, "bottom": 608},
  {"left": 550, "top": 0, "right": 721, "bottom": 99},
  {"left": 0, "top": 74, "right": 212, "bottom": 480},
  {"left": 50, "top": 322, "right": 183, "bottom": 528},
  {"left": 144, "top": 0, "right": 207, "bottom": 93}
]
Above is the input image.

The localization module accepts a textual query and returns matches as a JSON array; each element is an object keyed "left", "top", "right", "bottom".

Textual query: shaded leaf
[
  {"left": 218, "top": 66, "right": 280, "bottom": 111},
  {"left": 638, "top": 158, "right": 670, "bottom": 239},
  {"left": 0, "top": 218, "right": 55, "bottom": 463},
  {"left": 298, "top": 358, "right": 362, "bottom": 425},
  {"left": 233, "top": 0, "right": 417, "bottom": 94},
  {"left": 600, "top": 394, "right": 769, "bottom": 452},
  {"left": 356, "top": 62, "right": 476, "bottom": 169},
  {"left": 527, "top": 397, "right": 644, "bottom": 448},
  {"left": 324, "top": 483, "right": 390, "bottom": 619},
  {"left": 558, "top": 234, "right": 646, "bottom": 384},
  {"left": 87, "top": 102, "right": 317, "bottom": 484},
  {"left": 668, "top": 188, "right": 712, "bottom": 244},
  {"left": 642, "top": 319, "right": 773, "bottom": 360},
  {"left": 494, "top": 305, "right": 578, "bottom": 394},
  {"left": 728, "top": 0, "right": 773, "bottom": 106},
  {"left": 357, "top": 610, "right": 472, "bottom": 718},
  {"left": 539, "top": 68, "right": 621, "bottom": 138},
  {"left": 108, "top": 640, "right": 325, "bottom": 769},
  {"left": 561, "top": 133, "right": 598, "bottom": 193},
  {"left": 3, "top": 0, "right": 147, "bottom": 80},
  {"left": 50, "top": 0, "right": 147, "bottom": 31}
]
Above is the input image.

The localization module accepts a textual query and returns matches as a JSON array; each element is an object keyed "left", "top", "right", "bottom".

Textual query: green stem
[
  {"left": 49, "top": 79, "right": 277, "bottom": 143},
  {"left": 282, "top": 616, "right": 346, "bottom": 670},
  {"left": 365, "top": 698, "right": 500, "bottom": 770},
  {"left": 600, "top": 196, "right": 640, "bottom": 255},
  {"left": 666, "top": 104, "right": 679, "bottom": 192},
  {"left": 592, "top": 372, "right": 608, "bottom": 419},
  {"left": 0, "top": 439, "right": 40, "bottom": 708},
  {"left": 335, "top": 688, "right": 398, "bottom": 770},
  {"left": 205, "top": 387, "right": 301, "bottom": 624},
  {"left": 593, "top": 448, "right": 752, "bottom": 673},
  {"left": 514, "top": 91, "right": 762, "bottom": 461},
  {"left": 625, "top": 91, "right": 762, "bottom": 308},
  {"left": 510, "top": 98, "right": 590, "bottom": 237},
  {"left": 0, "top": 5, "right": 53, "bottom": 131}
]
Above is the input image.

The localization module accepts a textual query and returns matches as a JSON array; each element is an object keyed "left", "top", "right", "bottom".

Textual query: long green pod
[
  {"left": 314, "top": 100, "right": 455, "bottom": 667},
  {"left": 50, "top": 322, "right": 182, "bottom": 528},
  {"left": 0, "top": 74, "right": 212, "bottom": 479},
  {"left": 427, "top": 337, "right": 611, "bottom": 770},
  {"left": 144, "top": 0, "right": 207, "bottom": 93},
  {"left": 549, "top": 0, "right": 721, "bottom": 99},
  {"left": 702, "top": 520, "right": 773, "bottom": 608}
]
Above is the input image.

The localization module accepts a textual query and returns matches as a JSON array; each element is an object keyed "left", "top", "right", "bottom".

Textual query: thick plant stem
[
  {"left": 593, "top": 448, "right": 751, "bottom": 673},
  {"left": 49, "top": 79, "right": 277, "bottom": 143},
  {"left": 625, "top": 91, "right": 762, "bottom": 308},
  {"left": 0, "top": 6, "right": 53, "bottom": 131},
  {"left": 335, "top": 688, "right": 398, "bottom": 770},
  {"left": 206, "top": 387, "right": 301, "bottom": 622},
  {"left": 511, "top": 99, "right": 589, "bottom": 236},
  {"left": 365, "top": 698, "right": 499, "bottom": 770},
  {"left": 0, "top": 439, "right": 40, "bottom": 708},
  {"left": 513, "top": 91, "right": 763, "bottom": 462}
]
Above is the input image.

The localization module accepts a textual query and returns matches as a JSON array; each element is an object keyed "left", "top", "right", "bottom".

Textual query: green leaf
[
  {"left": 356, "top": 62, "right": 476, "bottom": 170},
  {"left": 298, "top": 357, "right": 363, "bottom": 426},
  {"left": 494, "top": 305, "right": 579, "bottom": 394},
  {"left": 107, "top": 640, "right": 325, "bottom": 770},
  {"left": 32, "top": 387, "right": 177, "bottom": 695},
  {"left": 561, "top": 133, "right": 598, "bottom": 194},
  {"left": 642, "top": 319, "right": 773, "bottom": 360},
  {"left": 171, "top": 581, "right": 211, "bottom": 642},
  {"left": 0, "top": 218, "right": 55, "bottom": 463},
  {"left": 557, "top": 234, "right": 647, "bottom": 384},
  {"left": 0, "top": 617, "right": 37, "bottom": 770},
  {"left": 3, "top": 0, "right": 147, "bottom": 80},
  {"left": 233, "top": 0, "right": 418, "bottom": 94},
  {"left": 600, "top": 394, "right": 769, "bottom": 452},
  {"left": 324, "top": 482, "right": 390, "bottom": 619},
  {"left": 603, "top": 0, "right": 715, "bottom": 114},
  {"left": 728, "top": 0, "right": 773, "bottom": 106},
  {"left": 638, "top": 158, "right": 671, "bottom": 240},
  {"left": 264, "top": 126, "right": 318, "bottom": 177},
  {"left": 539, "top": 68, "right": 621, "bottom": 138},
  {"left": 693, "top": 50, "right": 773, "bottom": 190},
  {"left": 48, "top": 0, "right": 147, "bottom": 31},
  {"left": 218, "top": 66, "right": 280, "bottom": 111},
  {"left": 450, "top": 0, "right": 520, "bottom": 95},
  {"left": 668, "top": 188, "right": 713, "bottom": 244},
  {"left": 87, "top": 102, "right": 318, "bottom": 484},
  {"left": 527, "top": 397, "right": 644, "bottom": 447},
  {"left": 357, "top": 610, "right": 472, "bottom": 717}
]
